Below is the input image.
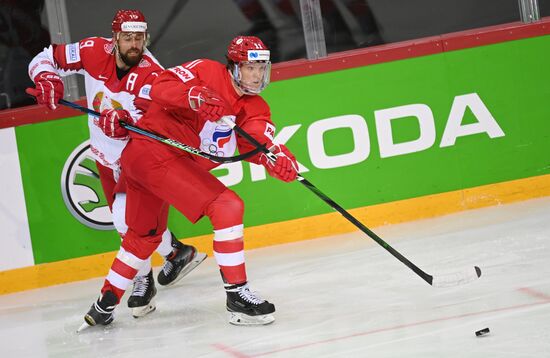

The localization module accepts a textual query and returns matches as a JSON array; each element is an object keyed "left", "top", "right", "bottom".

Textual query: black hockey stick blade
[{"left": 220, "top": 116, "right": 482, "bottom": 288}]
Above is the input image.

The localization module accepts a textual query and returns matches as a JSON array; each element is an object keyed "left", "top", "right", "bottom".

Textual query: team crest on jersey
[
  {"left": 212, "top": 127, "right": 233, "bottom": 149},
  {"left": 200, "top": 124, "right": 236, "bottom": 157},
  {"left": 61, "top": 140, "right": 114, "bottom": 230},
  {"left": 92, "top": 92, "right": 123, "bottom": 112}
]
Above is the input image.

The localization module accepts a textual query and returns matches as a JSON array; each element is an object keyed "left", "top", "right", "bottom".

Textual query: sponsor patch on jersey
[
  {"left": 264, "top": 122, "right": 275, "bottom": 141},
  {"left": 248, "top": 50, "right": 270, "bottom": 61},
  {"left": 138, "top": 58, "right": 151, "bottom": 68},
  {"left": 139, "top": 84, "right": 152, "bottom": 99},
  {"left": 66, "top": 42, "right": 81, "bottom": 64},
  {"left": 169, "top": 66, "right": 195, "bottom": 83},
  {"left": 104, "top": 42, "right": 114, "bottom": 54},
  {"left": 29, "top": 60, "right": 54, "bottom": 79}
]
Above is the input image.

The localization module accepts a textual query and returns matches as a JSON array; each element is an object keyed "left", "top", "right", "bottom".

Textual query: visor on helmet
[
  {"left": 230, "top": 48, "right": 271, "bottom": 95},
  {"left": 231, "top": 61, "right": 271, "bottom": 95}
]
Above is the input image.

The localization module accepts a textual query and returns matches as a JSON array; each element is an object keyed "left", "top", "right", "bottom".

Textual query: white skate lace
[
  {"left": 94, "top": 300, "right": 115, "bottom": 313},
  {"left": 132, "top": 275, "right": 150, "bottom": 297},
  {"left": 238, "top": 284, "right": 265, "bottom": 305},
  {"left": 162, "top": 261, "right": 174, "bottom": 276}
]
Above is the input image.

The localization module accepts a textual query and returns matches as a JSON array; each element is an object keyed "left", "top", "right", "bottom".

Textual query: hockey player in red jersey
[
  {"left": 82, "top": 35, "right": 298, "bottom": 328},
  {"left": 26, "top": 10, "right": 206, "bottom": 319}
]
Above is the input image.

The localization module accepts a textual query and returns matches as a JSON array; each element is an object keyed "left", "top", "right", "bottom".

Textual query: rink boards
[{"left": 0, "top": 19, "right": 549, "bottom": 294}]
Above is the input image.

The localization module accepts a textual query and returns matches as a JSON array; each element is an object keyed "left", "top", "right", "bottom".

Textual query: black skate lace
[
  {"left": 238, "top": 284, "right": 264, "bottom": 305},
  {"left": 132, "top": 275, "right": 150, "bottom": 297}
]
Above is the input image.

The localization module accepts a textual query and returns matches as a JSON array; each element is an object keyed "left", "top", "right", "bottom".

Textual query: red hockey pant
[{"left": 101, "top": 138, "right": 247, "bottom": 300}]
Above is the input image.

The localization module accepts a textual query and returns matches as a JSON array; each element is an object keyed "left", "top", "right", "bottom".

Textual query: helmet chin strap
[
  {"left": 240, "top": 83, "right": 262, "bottom": 95},
  {"left": 112, "top": 37, "right": 125, "bottom": 69},
  {"left": 113, "top": 34, "right": 119, "bottom": 53}
]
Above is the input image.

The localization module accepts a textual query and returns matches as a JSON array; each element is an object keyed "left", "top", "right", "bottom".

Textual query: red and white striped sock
[
  {"left": 102, "top": 246, "right": 148, "bottom": 302},
  {"left": 213, "top": 224, "right": 247, "bottom": 284}
]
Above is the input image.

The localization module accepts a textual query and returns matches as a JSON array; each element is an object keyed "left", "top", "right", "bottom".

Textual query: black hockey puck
[{"left": 475, "top": 328, "right": 490, "bottom": 337}]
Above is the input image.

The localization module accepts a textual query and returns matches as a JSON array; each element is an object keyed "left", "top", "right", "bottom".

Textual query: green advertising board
[{"left": 15, "top": 34, "right": 550, "bottom": 264}]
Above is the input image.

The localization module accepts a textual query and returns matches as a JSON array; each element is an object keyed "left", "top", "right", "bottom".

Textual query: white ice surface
[{"left": 1, "top": 197, "right": 549, "bottom": 357}]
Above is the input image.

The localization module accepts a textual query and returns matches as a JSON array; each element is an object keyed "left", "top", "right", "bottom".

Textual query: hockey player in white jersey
[{"left": 26, "top": 9, "right": 206, "bottom": 320}]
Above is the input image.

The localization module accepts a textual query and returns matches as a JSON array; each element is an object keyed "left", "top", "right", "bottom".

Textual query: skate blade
[
  {"left": 228, "top": 311, "right": 275, "bottom": 326},
  {"left": 77, "top": 322, "right": 90, "bottom": 333},
  {"left": 164, "top": 253, "right": 207, "bottom": 287},
  {"left": 131, "top": 300, "right": 156, "bottom": 318}
]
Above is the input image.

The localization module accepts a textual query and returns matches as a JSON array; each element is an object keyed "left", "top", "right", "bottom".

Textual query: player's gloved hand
[
  {"left": 259, "top": 144, "right": 298, "bottom": 182},
  {"left": 95, "top": 109, "right": 131, "bottom": 140},
  {"left": 188, "top": 85, "right": 233, "bottom": 122},
  {"left": 25, "top": 72, "right": 64, "bottom": 110}
]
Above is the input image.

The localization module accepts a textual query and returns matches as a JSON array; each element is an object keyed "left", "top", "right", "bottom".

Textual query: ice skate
[
  {"left": 225, "top": 282, "right": 275, "bottom": 325},
  {"left": 78, "top": 290, "right": 117, "bottom": 332},
  {"left": 127, "top": 270, "right": 157, "bottom": 318},
  {"left": 157, "top": 235, "right": 207, "bottom": 286}
]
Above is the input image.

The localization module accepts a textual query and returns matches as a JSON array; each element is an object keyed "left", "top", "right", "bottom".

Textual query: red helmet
[
  {"left": 227, "top": 36, "right": 270, "bottom": 63},
  {"left": 112, "top": 10, "right": 147, "bottom": 33},
  {"left": 227, "top": 36, "right": 271, "bottom": 95}
]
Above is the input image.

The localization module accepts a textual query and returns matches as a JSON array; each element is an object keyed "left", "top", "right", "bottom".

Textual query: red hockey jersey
[{"left": 138, "top": 59, "right": 276, "bottom": 170}]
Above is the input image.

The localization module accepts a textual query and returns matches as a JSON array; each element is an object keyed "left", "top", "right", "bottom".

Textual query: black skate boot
[
  {"left": 78, "top": 290, "right": 117, "bottom": 332},
  {"left": 157, "top": 234, "right": 207, "bottom": 286},
  {"left": 225, "top": 282, "right": 276, "bottom": 325},
  {"left": 127, "top": 269, "right": 157, "bottom": 318}
]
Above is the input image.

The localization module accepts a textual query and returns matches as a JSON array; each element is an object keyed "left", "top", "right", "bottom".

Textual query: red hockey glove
[
  {"left": 188, "top": 85, "right": 233, "bottom": 122},
  {"left": 95, "top": 109, "right": 131, "bottom": 140},
  {"left": 259, "top": 144, "right": 298, "bottom": 182},
  {"left": 25, "top": 72, "right": 64, "bottom": 110}
]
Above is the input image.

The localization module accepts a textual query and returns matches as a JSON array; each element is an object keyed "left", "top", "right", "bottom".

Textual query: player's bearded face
[{"left": 117, "top": 32, "right": 145, "bottom": 67}]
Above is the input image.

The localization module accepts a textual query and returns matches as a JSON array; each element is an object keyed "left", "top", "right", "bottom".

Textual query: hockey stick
[
  {"left": 59, "top": 99, "right": 260, "bottom": 164},
  {"left": 220, "top": 116, "right": 481, "bottom": 288}
]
